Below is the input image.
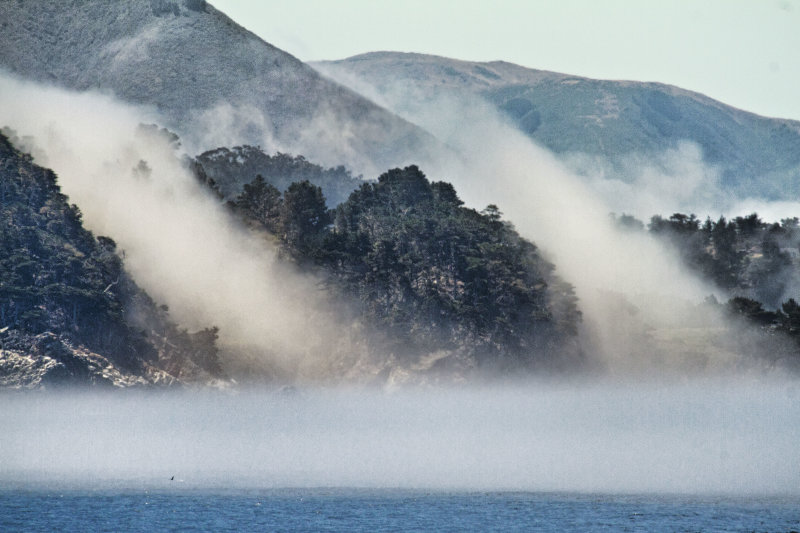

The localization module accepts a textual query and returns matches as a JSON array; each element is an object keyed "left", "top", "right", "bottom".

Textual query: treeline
[
  {"left": 614, "top": 212, "right": 800, "bottom": 306},
  {"left": 614, "top": 211, "right": 800, "bottom": 357},
  {"left": 194, "top": 145, "right": 363, "bottom": 207},
  {"left": 212, "top": 164, "right": 583, "bottom": 370},
  {"left": 0, "top": 131, "right": 222, "bottom": 383}
]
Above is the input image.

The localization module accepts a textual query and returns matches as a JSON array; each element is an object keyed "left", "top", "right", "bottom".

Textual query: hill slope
[
  {"left": 0, "top": 1, "right": 437, "bottom": 175},
  {"left": 0, "top": 131, "right": 224, "bottom": 388},
  {"left": 315, "top": 52, "right": 800, "bottom": 199},
  {"left": 211, "top": 163, "right": 584, "bottom": 377}
]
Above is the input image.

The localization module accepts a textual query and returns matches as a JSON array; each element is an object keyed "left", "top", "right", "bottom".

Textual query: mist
[
  {"left": 0, "top": 73, "right": 368, "bottom": 381},
  {"left": 1, "top": 66, "right": 792, "bottom": 378},
  {"left": 312, "top": 65, "right": 800, "bottom": 374},
  {"left": 369, "top": 92, "right": 726, "bottom": 372},
  {"left": 2, "top": 381, "right": 798, "bottom": 495},
  {"left": 1, "top": 49, "right": 799, "bottom": 511},
  {"left": 566, "top": 146, "right": 800, "bottom": 223}
]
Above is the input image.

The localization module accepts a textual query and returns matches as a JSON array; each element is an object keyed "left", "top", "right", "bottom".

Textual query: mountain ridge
[
  {"left": 324, "top": 51, "right": 800, "bottom": 125},
  {"left": 315, "top": 51, "right": 800, "bottom": 200}
]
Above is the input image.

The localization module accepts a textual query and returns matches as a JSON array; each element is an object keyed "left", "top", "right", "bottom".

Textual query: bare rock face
[
  {"left": 0, "top": 331, "right": 235, "bottom": 390},
  {"left": 0, "top": 347, "right": 63, "bottom": 390},
  {"left": 0, "top": 332, "right": 176, "bottom": 389},
  {"left": 0, "top": 0, "right": 438, "bottom": 175},
  {"left": 0, "top": 132, "right": 227, "bottom": 390}
]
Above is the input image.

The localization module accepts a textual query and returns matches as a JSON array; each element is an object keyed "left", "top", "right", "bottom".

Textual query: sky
[{"left": 212, "top": 0, "right": 800, "bottom": 121}]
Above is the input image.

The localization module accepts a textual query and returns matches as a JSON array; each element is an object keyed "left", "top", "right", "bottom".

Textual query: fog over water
[{"left": 2, "top": 381, "right": 799, "bottom": 495}]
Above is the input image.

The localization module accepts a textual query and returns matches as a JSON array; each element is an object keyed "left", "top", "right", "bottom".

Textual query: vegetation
[
  {"left": 0, "top": 131, "right": 222, "bottom": 382},
  {"left": 613, "top": 211, "right": 800, "bottom": 362},
  {"left": 227, "top": 164, "right": 583, "bottom": 370},
  {"left": 194, "top": 145, "right": 363, "bottom": 207},
  {"left": 7, "top": 119, "right": 797, "bottom": 381},
  {"left": 613, "top": 212, "right": 800, "bottom": 307}
]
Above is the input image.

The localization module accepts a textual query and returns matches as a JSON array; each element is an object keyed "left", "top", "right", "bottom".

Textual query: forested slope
[
  {"left": 0, "top": 132, "right": 223, "bottom": 388},
  {"left": 206, "top": 160, "right": 585, "bottom": 373}
]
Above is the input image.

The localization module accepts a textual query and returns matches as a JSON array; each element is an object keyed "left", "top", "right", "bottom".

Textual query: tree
[
  {"left": 231, "top": 174, "right": 282, "bottom": 232},
  {"left": 0, "top": 131, "right": 223, "bottom": 382},
  {"left": 734, "top": 213, "right": 762, "bottom": 238},
  {"left": 773, "top": 298, "right": 800, "bottom": 339},
  {"left": 727, "top": 296, "right": 776, "bottom": 325},
  {"left": 611, "top": 213, "right": 644, "bottom": 232},
  {"left": 280, "top": 180, "right": 331, "bottom": 257}
]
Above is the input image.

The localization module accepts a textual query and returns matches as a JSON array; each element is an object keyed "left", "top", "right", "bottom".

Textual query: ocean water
[{"left": 1, "top": 487, "right": 798, "bottom": 532}]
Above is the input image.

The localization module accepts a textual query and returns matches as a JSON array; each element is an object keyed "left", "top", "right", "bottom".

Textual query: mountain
[
  {"left": 0, "top": 1, "right": 438, "bottom": 175},
  {"left": 314, "top": 52, "right": 800, "bottom": 200}
]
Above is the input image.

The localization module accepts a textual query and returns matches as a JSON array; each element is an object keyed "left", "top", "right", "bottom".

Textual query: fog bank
[{"left": 2, "top": 382, "right": 798, "bottom": 495}]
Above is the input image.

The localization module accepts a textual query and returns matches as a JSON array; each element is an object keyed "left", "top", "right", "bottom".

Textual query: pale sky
[{"left": 212, "top": 0, "right": 800, "bottom": 121}]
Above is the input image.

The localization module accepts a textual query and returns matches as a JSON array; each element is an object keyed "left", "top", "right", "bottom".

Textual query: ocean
[{"left": 1, "top": 486, "right": 798, "bottom": 532}]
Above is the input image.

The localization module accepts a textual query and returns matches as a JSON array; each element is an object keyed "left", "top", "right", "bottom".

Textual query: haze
[{"left": 2, "top": 381, "right": 798, "bottom": 495}]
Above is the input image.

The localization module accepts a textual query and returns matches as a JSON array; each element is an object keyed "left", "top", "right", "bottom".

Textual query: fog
[
  {"left": 2, "top": 54, "right": 800, "bottom": 501},
  {"left": 370, "top": 93, "right": 731, "bottom": 372},
  {"left": 2, "top": 67, "right": 794, "bottom": 377},
  {"left": 314, "top": 62, "right": 800, "bottom": 223},
  {"left": 566, "top": 141, "right": 726, "bottom": 219},
  {"left": 566, "top": 147, "right": 800, "bottom": 224},
  {"left": 0, "top": 73, "right": 368, "bottom": 381},
  {"left": 311, "top": 67, "right": 800, "bottom": 373},
  {"left": 1, "top": 382, "right": 798, "bottom": 495}
]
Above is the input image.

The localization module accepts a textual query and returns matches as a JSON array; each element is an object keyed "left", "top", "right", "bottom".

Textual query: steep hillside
[
  {"left": 315, "top": 52, "right": 800, "bottom": 199},
  {"left": 0, "top": 1, "right": 438, "bottom": 175},
  {"left": 218, "top": 164, "right": 584, "bottom": 376},
  {"left": 0, "top": 131, "right": 224, "bottom": 388}
]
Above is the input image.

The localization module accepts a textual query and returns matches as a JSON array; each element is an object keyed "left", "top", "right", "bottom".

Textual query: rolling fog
[
  {"left": 313, "top": 69, "right": 800, "bottom": 372},
  {"left": 0, "top": 73, "right": 369, "bottom": 381},
  {"left": 1, "top": 69, "right": 794, "bottom": 375}
]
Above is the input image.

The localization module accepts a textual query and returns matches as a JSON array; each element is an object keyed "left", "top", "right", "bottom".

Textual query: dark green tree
[
  {"left": 230, "top": 174, "right": 283, "bottom": 232},
  {"left": 280, "top": 180, "right": 331, "bottom": 258}
]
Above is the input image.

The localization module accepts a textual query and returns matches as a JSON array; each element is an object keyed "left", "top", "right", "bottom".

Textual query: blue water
[{"left": 1, "top": 487, "right": 798, "bottom": 532}]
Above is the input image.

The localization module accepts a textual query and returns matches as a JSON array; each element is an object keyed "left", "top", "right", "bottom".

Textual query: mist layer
[{"left": 2, "top": 381, "right": 798, "bottom": 495}]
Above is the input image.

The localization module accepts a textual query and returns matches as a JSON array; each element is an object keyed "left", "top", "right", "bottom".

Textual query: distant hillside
[
  {"left": 0, "top": 1, "right": 438, "bottom": 175},
  {"left": 315, "top": 52, "right": 800, "bottom": 200}
]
